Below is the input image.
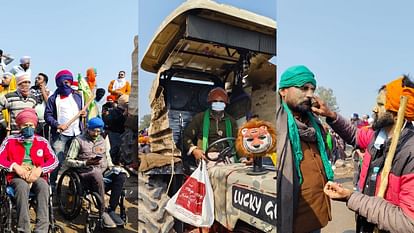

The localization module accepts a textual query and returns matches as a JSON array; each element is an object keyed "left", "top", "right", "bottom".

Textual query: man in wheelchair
[
  {"left": 0, "top": 108, "right": 58, "bottom": 233},
  {"left": 183, "top": 87, "right": 239, "bottom": 167},
  {"left": 64, "top": 117, "right": 127, "bottom": 228}
]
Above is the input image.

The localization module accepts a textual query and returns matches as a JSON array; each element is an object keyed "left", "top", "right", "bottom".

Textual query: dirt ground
[
  {"left": 322, "top": 155, "right": 357, "bottom": 233},
  {"left": 55, "top": 174, "right": 138, "bottom": 233}
]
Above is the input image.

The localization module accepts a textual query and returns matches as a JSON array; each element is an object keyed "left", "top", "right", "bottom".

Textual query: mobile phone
[
  {"left": 311, "top": 97, "right": 320, "bottom": 109},
  {"left": 94, "top": 155, "right": 103, "bottom": 160}
]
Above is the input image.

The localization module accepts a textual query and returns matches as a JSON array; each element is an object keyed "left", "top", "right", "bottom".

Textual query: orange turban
[
  {"left": 86, "top": 67, "right": 96, "bottom": 90},
  {"left": 385, "top": 77, "right": 414, "bottom": 121}
]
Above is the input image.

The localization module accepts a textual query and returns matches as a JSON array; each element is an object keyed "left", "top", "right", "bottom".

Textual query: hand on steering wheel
[
  {"left": 192, "top": 148, "right": 206, "bottom": 160},
  {"left": 205, "top": 137, "right": 236, "bottom": 162}
]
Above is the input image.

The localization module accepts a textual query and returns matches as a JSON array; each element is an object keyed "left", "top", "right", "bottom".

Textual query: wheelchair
[
  {"left": 56, "top": 168, "right": 127, "bottom": 233},
  {"left": 0, "top": 169, "right": 65, "bottom": 233}
]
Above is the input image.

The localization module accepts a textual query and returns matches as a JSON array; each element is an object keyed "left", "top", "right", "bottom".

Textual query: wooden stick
[
  {"left": 57, "top": 93, "right": 96, "bottom": 134},
  {"left": 6, "top": 109, "right": 11, "bottom": 136},
  {"left": 377, "top": 96, "right": 408, "bottom": 197}
]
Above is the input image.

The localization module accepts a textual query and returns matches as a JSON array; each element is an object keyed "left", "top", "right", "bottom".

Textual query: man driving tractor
[{"left": 183, "top": 87, "right": 238, "bottom": 167}]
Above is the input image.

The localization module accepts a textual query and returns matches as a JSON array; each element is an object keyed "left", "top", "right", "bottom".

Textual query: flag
[{"left": 77, "top": 73, "right": 99, "bottom": 119}]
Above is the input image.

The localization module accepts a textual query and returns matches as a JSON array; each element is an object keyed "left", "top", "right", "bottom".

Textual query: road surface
[
  {"left": 55, "top": 174, "right": 138, "bottom": 233},
  {"left": 322, "top": 158, "right": 356, "bottom": 233}
]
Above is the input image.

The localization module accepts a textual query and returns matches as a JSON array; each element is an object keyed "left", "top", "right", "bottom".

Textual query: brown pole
[{"left": 377, "top": 96, "right": 408, "bottom": 197}]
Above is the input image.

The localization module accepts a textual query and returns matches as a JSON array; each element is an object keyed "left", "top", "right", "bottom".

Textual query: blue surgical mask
[
  {"left": 211, "top": 102, "right": 226, "bottom": 111},
  {"left": 21, "top": 127, "right": 35, "bottom": 138}
]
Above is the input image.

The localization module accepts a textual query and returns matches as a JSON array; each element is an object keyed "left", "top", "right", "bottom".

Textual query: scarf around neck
[
  {"left": 113, "top": 78, "right": 126, "bottom": 90},
  {"left": 282, "top": 101, "right": 334, "bottom": 184}
]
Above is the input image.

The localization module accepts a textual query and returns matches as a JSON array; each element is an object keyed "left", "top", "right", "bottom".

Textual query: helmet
[{"left": 207, "top": 87, "right": 229, "bottom": 104}]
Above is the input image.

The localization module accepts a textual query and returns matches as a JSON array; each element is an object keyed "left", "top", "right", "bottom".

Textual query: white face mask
[
  {"left": 374, "top": 128, "right": 387, "bottom": 149},
  {"left": 211, "top": 101, "right": 226, "bottom": 111}
]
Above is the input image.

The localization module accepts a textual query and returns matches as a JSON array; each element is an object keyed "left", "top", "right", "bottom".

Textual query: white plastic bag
[{"left": 166, "top": 160, "right": 214, "bottom": 227}]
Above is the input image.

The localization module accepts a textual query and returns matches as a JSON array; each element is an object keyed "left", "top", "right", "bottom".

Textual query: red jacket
[
  {"left": 329, "top": 115, "right": 414, "bottom": 232},
  {"left": 0, "top": 134, "right": 58, "bottom": 182}
]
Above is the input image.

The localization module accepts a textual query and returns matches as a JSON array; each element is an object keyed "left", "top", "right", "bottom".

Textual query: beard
[
  {"left": 290, "top": 99, "right": 312, "bottom": 114},
  {"left": 372, "top": 111, "right": 395, "bottom": 131}
]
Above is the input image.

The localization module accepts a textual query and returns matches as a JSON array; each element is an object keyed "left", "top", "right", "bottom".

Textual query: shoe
[
  {"left": 102, "top": 212, "right": 117, "bottom": 228},
  {"left": 108, "top": 210, "right": 125, "bottom": 226}
]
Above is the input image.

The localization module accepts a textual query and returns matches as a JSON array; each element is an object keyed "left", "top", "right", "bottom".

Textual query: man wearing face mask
[
  {"left": 0, "top": 72, "right": 37, "bottom": 136},
  {"left": 0, "top": 108, "right": 58, "bottom": 233},
  {"left": 107, "top": 70, "right": 131, "bottom": 101},
  {"left": 314, "top": 76, "right": 414, "bottom": 233},
  {"left": 276, "top": 65, "right": 333, "bottom": 233},
  {"left": 183, "top": 87, "right": 238, "bottom": 167},
  {"left": 45, "top": 69, "right": 86, "bottom": 192}
]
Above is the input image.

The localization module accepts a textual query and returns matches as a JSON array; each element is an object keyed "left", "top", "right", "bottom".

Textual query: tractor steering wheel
[{"left": 205, "top": 137, "right": 236, "bottom": 162}]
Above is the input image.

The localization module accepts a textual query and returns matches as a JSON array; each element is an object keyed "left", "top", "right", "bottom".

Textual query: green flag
[{"left": 77, "top": 73, "right": 99, "bottom": 119}]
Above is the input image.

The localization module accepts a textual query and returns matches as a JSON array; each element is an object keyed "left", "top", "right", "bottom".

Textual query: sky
[
  {"left": 278, "top": 0, "right": 414, "bottom": 119},
  {"left": 1, "top": 0, "right": 137, "bottom": 97},
  {"left": 138, "top": 0, "right": 277, "bottom": 116}
]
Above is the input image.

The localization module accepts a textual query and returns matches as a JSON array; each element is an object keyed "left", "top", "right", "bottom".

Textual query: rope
[{"left": 166, "top": 135, "right": 175, "bottom": 195}]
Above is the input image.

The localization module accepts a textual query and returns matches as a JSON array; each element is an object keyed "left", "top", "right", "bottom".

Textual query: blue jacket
[{"left": 45, "top": 91, "right": 83, "bottom": 137}]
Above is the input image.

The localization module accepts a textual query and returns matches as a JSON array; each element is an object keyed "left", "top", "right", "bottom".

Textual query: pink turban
[
  {"left": 357, "top": 127, "right": 375, "bottom": 150},
  {"left": 16, "top": 108, "right": 38, "bottom": 127}
]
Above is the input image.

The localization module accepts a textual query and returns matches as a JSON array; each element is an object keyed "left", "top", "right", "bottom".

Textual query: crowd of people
[
  {"left": 0, "top": 50, "right": 133, "bottom": 232},
  {"left": 277, "top": 65, "right": 414, "bottom": 233}
]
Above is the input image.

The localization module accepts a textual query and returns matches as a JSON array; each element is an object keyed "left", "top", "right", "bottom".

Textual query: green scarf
[
  {"left": 326, "top": 133, "right": 333, "bottom": 151},
  {"left": 202, "top": 109, "right": 238, "bottom": 162},
  {"left": 282, "top": 101, "right": 334, "bottom": 184}
]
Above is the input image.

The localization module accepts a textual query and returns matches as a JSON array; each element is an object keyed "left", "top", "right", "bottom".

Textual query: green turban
[{"left": 279, "top": 65, "right": 316, "bottom": 89}]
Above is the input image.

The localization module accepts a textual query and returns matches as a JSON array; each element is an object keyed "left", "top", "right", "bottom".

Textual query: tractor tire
[{"left": 138, "top": 173, "right": 176, "bottom": 233}]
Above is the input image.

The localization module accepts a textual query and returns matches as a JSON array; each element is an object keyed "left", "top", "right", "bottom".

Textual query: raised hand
[{"left": 311, "top": 96, "right": 337, "bottom": 119}]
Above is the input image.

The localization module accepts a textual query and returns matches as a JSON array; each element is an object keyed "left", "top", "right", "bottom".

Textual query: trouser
[
  {"left": 105, "top": 173, "right": 127, "bottom": 211},
  {"left": 108, "top": 131, "right": 122, "bottom": 164},
  {"left": 78, "top": 169, "right": 106, "bottom": 212},
  {"left": 11, "top": 177, "right": 49, "bottom": 233},
  {"left": 50, "top": 134, "right": 75, "bottom": 191}
]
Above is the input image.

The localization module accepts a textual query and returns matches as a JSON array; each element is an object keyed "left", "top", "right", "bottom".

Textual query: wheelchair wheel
[
  {"left": 0, "top": 196, "right": 12, "bottom": 233},
  {"left": 119, "top": 189, "right": 127, "bottom": 225},
  {"left": 84, "top": 192, "right": 103, "bottom": 233},
  {"left": 49, "top": 224, "right": 65, "bottom": 233},
  {"left": 56, "top": 169, "right": 82, "bottom": 220},
  {"left": 84, "top": 219, "right": 100, "bottom": 233}
]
